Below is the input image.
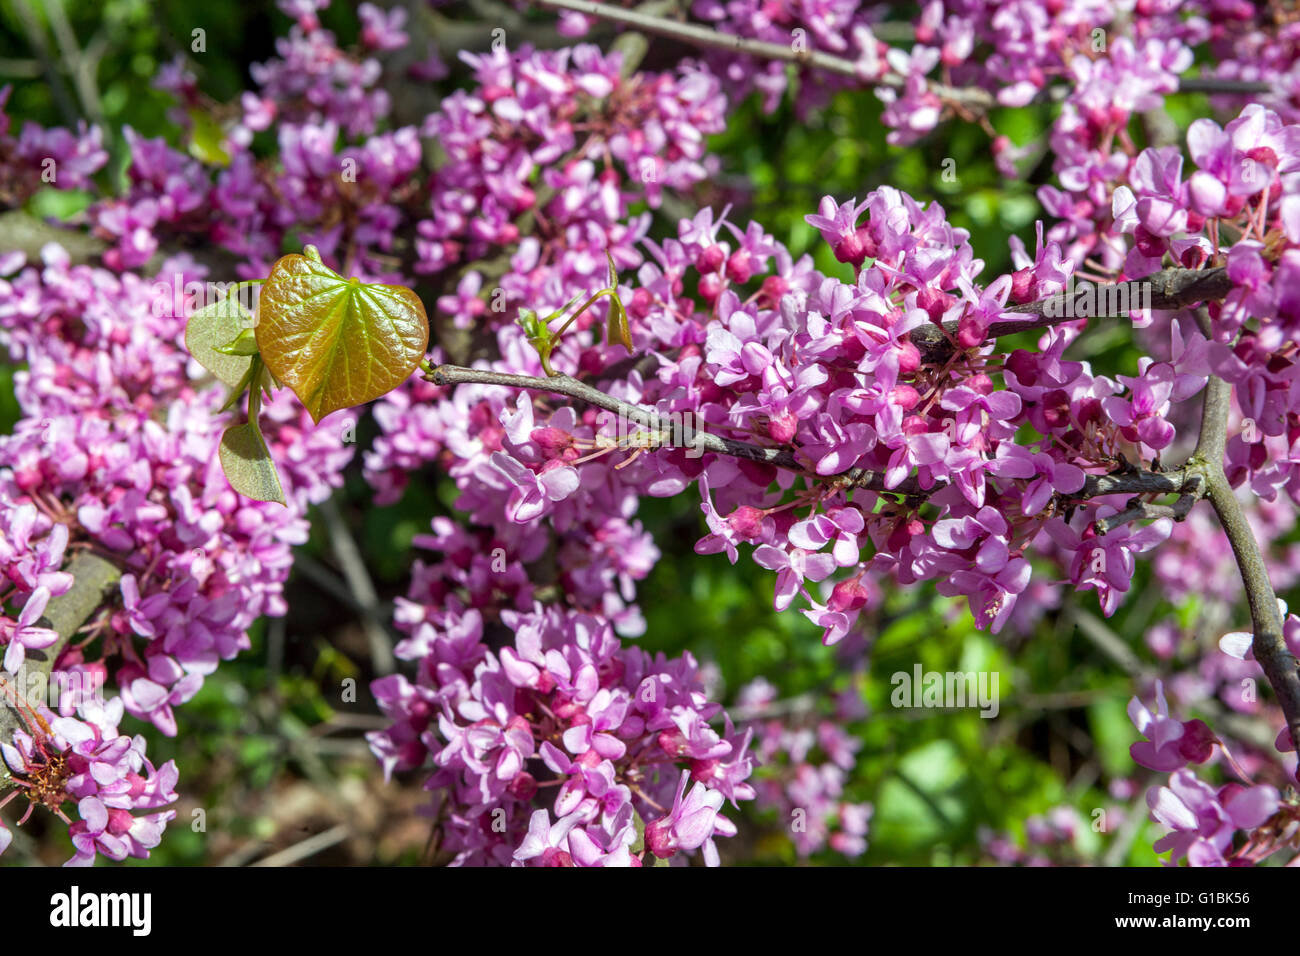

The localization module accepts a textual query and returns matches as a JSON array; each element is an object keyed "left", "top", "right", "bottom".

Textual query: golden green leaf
[{"left": 254, "top": 253, "right": 430, "bottom": 423}]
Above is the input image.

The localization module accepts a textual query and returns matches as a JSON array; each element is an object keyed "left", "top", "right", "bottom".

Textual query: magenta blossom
[
  {"left": 1, "top": 586, "right": 59, "bottom": 673},
  {"left": 1147, "top": 770, "right": 1279, "bottom": 867},
  {"left": 1128, "top": 681, "right": 1215, "bottom": 772},
  {"left": 644, "top": 770, "right": 727, "bottom": 866}
]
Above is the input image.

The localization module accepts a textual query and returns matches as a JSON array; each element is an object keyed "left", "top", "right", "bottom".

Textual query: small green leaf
[
  {"left": 517, "top": 308, "right": 546, "bottom": 341},
  {"left": 186, "top": 296, "right": 258, "bottom": 389},
  {"left": 213, "top": 328, "right": 261, "bottom": 356},
  {"left": 542, "top": 292, "right": 582, "bottom": 324},
  {"left": 218, "top": 360, "right": 258, "bottom": 413},
  {"left": 255, "top": 253, "right": 430, "bottom": 423},
  {"left": 219, "top": 421, "right": 285, "bottom": 505},
  {"left": 630, "top": 808, "right": 647, "bottom": 856},
  {"left": 606, "top": 292, "right": 632, "bottom": 351}
]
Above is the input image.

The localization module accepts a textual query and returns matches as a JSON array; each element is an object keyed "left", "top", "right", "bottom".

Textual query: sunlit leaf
[
  {"left": 218, "top": 421, "right": 285, "bottom": 505},
  {"left": 255, "top": 253, "right": 430, "bottom": 423},
  {"left": 186, "top": 296, "right": 257, "bottom": 389}
]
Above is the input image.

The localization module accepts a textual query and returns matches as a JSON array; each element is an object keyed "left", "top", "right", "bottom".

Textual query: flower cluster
[
  {"left": 368, "top": 597, "right": 755, "bottom": 866},
  {"left": 365, "top": 41, "right": 727, "bottom": 501},
  {"left": 978, "top": 805, "right": 1093, "bottom": 866},
  {"left": 0, "top": 85, "right": 107, "bottom": 208},
  {"left": 734, "top": 678, "right": 873, "bottom": 858},
  {"left": 1, "top": 695, "right": 178, "bottom": 866},
  {"left": 372, "top": 92, "right": 1300, "bottom": 866},
  {"left": 1128, "top": 681, "right": 1297, "bottom": 866}
]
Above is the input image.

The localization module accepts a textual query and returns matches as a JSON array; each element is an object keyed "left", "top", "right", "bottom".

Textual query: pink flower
[
  {"left": 1, "top": 586, "right": 59, "bottom": 673},
  {"left": 644, "top": 770, "right": 727, "bottom": 865},
  {"left": 752, "top": 545, "right": 837, "bottom": 611},
  {"left": 490, "top": 452, "right": 580, "bottom": 522},
  {"left": 1148, "top": 771, "right": 1279, "bottom": 867},
  {"left": 1128, "top": 681, "right": 1215, "bottom": 771}
]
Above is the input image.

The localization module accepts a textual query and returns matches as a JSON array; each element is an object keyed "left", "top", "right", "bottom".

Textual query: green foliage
[{"left": 184, "top": 292, "right": 258, "bottom": 390}]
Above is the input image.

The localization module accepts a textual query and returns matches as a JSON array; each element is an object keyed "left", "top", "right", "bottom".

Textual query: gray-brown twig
[
  {"left": 1186, "top": 308, "right": 1300, "bottom": 762},
  {"left": 911, "top": 267, "right": 1233, "bottom": 362}
]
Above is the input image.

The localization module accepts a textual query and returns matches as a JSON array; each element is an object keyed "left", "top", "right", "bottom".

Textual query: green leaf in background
[
  {"left": 255, "top": 247, "right": 430, "bottom": 423},
  {"left": 213, "top": 327, "right": 260, "bottom": 356},
  {"left": 1089, "top": 695, "right": 1138, "bottom": 778},
  {"left": 186, "top": 107, "right": 232, "bottom": 167},
  {"left": 26, "top": 187, "right": 94, "bottom": 222}
]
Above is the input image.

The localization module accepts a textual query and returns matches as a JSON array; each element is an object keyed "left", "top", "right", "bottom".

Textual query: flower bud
[
  {"left": 891, "top": 384, "right": 920, "bottom": 409},
  {"left": 1178, "top": 719, "right": 1215, "bottom": 764},
  {"left": 726, "top": 249, "right": 754, "bottom": 284},
  {"left": 508, "top": 771, "right": 539, "bottom": 801},
  {"left": 896, "top": 340, "right": 921, "bottom": 374},
  {"left": 697, "top": 272, "right": 725, "bottom": 304},
  {"left": 628, "top": 287, "right": 654, "bottom": 319},
  {"left": 760, "top": 275, "right": 789, "bottom": 308},
  {"left": 1009, "top": 267, "right": 1035, "bottom": 303},
  {"left": 957, "top": 312, "right": 986, "bottom": 349},
  {"left": 829, "top": 577, "right": 872, "bottom": 612},
  {"left": 727, "top": 505, "right": 766, "bottom": 540},
  {"left": 768, "top": 409, "right": 798, "bottom": 442},
  {"left": 833, "top": 232, "right": 866, "bottom": 267},
  {"left": 697, "top": 244, "right": 726, "bottom": 274},
  {"left": 530, "top": 427, "right": 574, "bottom": 456}
]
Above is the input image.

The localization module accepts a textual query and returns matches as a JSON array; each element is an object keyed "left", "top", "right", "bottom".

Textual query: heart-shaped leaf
[
  {"left": 186, "top": 295, "right": 258, "bottom": 389},
  {"left": 219, "top": 422, "right": 285, "bottom": 505},
  {"left": 255, "top": 253, "right": 429, "bottom": 423}
]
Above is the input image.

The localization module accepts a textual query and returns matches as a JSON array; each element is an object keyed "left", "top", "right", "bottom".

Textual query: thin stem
[
  {"left": 427, "top": 363, "right": 1211, "bottom": 507},
  {"left": 532, "top": 0, "right": 1272, "bottom": 108},
  {"left": 548, "top": 289, "right": 615, "bottom": 349},
  {"left": 911, "top": 267, "right": 1233, "bottom": 362},
  {"left": 429, "top": 363, "right": 920, "bottom": 492},
  {"left": 318, "top": 498, "right": 395, "bottom": 676},
  {"left": 1186, "top": 308, "right": 1300, "bottom": 765}
]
